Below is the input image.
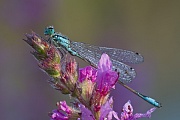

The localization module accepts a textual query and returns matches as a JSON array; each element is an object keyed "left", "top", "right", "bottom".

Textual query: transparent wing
[
  {"left": 70, "top": 41, "right": 139, "bottom": 83},
  {"left": 71, "top": 42, "right": 143, "bottom": 64},
  {"left": 99, "top": 47, "right": 144, "bottom": 64}
]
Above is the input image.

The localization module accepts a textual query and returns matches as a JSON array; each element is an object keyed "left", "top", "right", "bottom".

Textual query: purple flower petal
[
  {"left": 133, "top": 107, "right": 156, "bottom": 119},
  {"left": 100, "top": 97, "right": 120, "bottom": 120},
  {"left": 96, "top": 54, "right": 118, "bottom": 94},
  {"left": 107, "top": 111, "right": 120, "bottom": 120},
  {"left": 79, "top": 104, "right": 95, "bottom": 120},
  {"left": 121, "top": 100, "right": 133, "bottom": 120},
  {"left": 59, "top": 101, "right": 72, "bottom": 114},
  {"left": 100, "top": 98, "right": 113, "bottom": 120},
  {"left": 79, "top": 66, "right": 97, "bottom": 82},
  {"left": 50, "top": 110, "right": 68, "bottom": 120},
  {"left": 98, "top": 53, "right": 112, "bottom": 72},
  {"left": 121, "top": 100, "right": 156, "bottom": 120}
]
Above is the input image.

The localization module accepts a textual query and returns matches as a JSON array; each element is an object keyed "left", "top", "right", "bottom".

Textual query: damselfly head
[{"left": 44, "top": 26, "right": 55, "bottom": 36}]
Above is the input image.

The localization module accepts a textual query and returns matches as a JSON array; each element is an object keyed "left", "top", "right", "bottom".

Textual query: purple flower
[
  {"left": 79, "top": 104, "right": 95, "bottom": 120},
  {"left": 50, "top": 101, "right": 72, "bottom": 120},
  {"left": 100, "top": 97, "right": 119, "bottom": 120},
  {"left": 57, "top": 101, "right": 72, "bottom": 114},
  {"left": 79, "top": 66, "right": 97, "bottom": 102},
  {"left": 79, "top": 66, "right": 97, "bottom": 83},
  {"left": 50, "top": 101, "right": 80, "bottom": 120},
  {"left": 50, "top": 109, "right": 68, "bottom": 120},
  {"left": 96, "top": 53, "right": 118, "bottom": 95},
  {"left": 107, "top": 111, "right": 120, "bottom": 120},
  {"left": 121, "top": 100, "right": 156, "bottom": 120},
  {"left": 78, "top": 98, "right": 119, "bottom": 120}
]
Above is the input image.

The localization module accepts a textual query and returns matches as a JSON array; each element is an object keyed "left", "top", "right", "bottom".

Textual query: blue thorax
[{"left": 52, "top": 33, "right": 77, "bottom": 56}]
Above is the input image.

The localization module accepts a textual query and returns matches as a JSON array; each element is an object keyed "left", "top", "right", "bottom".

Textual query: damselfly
[{"left": 44, "top": 26, "right": 162, "bottom": 108}]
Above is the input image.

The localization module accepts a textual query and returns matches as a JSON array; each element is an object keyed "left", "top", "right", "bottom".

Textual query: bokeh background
[{"left": 0, "top": 0, "right": 179, "bottom": 119}]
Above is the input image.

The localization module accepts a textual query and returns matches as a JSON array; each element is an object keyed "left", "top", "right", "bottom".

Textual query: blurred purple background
[{"left": 0, "top": 1, "right": 179, "bottom": 119}]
